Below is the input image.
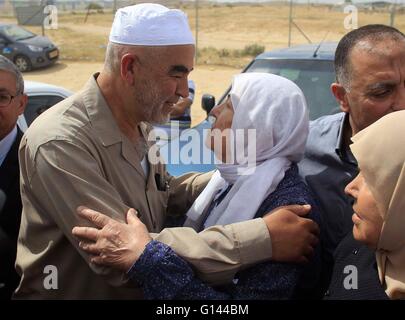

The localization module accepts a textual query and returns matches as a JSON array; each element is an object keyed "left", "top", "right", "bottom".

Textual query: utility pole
[
  {"left": 390, "top": 0, "right": 397, "bottom": 27},
  {"left": 41, "top": 0, "right": 45, "bottom": 36},
  {"left": 195, "top": 0, "right": 199, "bottom": 64},
  {"left": 288, "top": 0, "right": 293, "bottom": 47}
]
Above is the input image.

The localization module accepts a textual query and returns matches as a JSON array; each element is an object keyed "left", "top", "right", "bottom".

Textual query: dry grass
[
  {"left": 183, "top": 3, "right": 405, "bottom": 51},
  {"left": 27, "top": 26, "right": 108, "bottom": 62},
  {"left": 1, "top": 3, "right": 405, "bottom": 67},
  {"left": 4, "top": 3, "right": 404, "bottom": 125}
]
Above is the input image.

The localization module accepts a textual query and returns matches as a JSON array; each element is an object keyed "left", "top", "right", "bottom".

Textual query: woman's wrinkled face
[
  {"left": 345, "top": 172, "right": 384, "bottom": 250},
  {"left": 205, "top": 97, "right": 234, "bottom": 162}
]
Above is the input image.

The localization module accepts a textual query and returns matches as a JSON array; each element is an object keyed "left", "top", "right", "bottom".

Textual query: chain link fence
[
  {"left": 1, "top": 1, "right": 404, "bottom": 67},
  {"left": 1, "top": 0, "right": 190, "bottom": 15}
]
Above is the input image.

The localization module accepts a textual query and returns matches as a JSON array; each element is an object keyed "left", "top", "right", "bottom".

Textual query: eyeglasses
[{"left": 0, "top": 93, "right": 18, "bottom": 108}]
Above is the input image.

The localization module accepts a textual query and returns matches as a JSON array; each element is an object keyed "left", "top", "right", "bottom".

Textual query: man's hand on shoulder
[{"left": 263, "top": 204, "right": 319, "bottom": 263}]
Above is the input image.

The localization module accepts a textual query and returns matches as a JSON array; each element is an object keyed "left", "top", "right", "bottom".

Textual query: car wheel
[{"left": 14, "top": 55, "right": 32, "bottom": 72}]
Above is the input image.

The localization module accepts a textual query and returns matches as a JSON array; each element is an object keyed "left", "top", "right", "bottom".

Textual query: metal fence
[
  {"left": 1, "top": 0, "right": 404, "bottom": 60},
  {"left": 0, "top": 0, "right": 191, "bottom": 15}
]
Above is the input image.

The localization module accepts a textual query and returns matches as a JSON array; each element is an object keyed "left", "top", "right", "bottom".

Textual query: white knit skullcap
[{"left": 109, "top": 3, "right": 195, "bottom": 46}]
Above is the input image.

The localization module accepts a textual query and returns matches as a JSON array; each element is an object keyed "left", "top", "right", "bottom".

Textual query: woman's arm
[{"left": 130, "top": 240, "right": 300, "bottom": 300}]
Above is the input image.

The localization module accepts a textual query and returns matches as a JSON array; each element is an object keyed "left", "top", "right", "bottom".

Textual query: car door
[
  {"left": 0, "top": 35, "right": 14, "bottom": 61},
  {"left": 17, "top": 93, "right": 67, "bottom": 131},
  {"left": 24, "top": 94, "right": 66, "bottom": 126}
]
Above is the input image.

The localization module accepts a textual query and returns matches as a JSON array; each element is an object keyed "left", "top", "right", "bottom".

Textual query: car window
[
  {"left": 0, "top": 25, "right": 35, "bottom": 41},
  {"left": 246, "top": 59, "right": 339, "bottom": 120},
  {"left": 24, "top": 95, "right": 65, "bottom": 126}
]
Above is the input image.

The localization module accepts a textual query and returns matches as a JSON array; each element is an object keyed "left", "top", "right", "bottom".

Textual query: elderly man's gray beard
[
  {"left": 136, "top": 80, "right": 172, "bottom": 125},
  {"left": 147, "top": 104, "right": 171, "bottom": 125}
]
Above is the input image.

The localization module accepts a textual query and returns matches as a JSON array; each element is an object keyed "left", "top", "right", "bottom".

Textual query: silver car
[
  {"left": 18, "top": 80, "right": 72, "bottom": 131},
  {"left": 0, "top": 23, "right": 59, "bottom": 72}
]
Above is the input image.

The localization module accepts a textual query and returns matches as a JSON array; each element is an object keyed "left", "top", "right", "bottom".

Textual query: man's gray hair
[
  {"left": 104, "top": 42, "right": 132, "bottom": 74},
  {"left": 104, "top": 42, "right": 162, "bottom": 74},
  {"left": 104, "top": 42, "right": 119, "bottom": 74},
  {"left": 0, "top": 55, "right": 24, "bottom": 94}
]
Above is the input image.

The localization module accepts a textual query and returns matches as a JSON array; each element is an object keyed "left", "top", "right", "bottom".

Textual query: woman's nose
[
  {"left": 344, "top": 183, "right": 353, "bottom": 197},
  {"left": 210, "top": 103, "right": 224, "bottom": 117},
  {"left": 209, "top": 107, "right": 219, "bottom": 118},
  {"left": 345, "top": 177, "right": 359, "bottom": 199}
]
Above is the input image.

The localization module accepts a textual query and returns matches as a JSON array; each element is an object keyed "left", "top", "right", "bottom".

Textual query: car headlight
[{"left": 28, "top": 45, "right": 43, "bottom": 52}]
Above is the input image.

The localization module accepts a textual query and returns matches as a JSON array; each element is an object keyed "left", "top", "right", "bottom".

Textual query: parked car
[
  {"left": 204, "top": 42, "right": 339, "bottom": 120},
  {"left": 0, "top": 23, "right": 59, "bottom": 72},
  {"left": 162, "top": 42, "right": 339, "bottom": 176},
  {"left": 17, "top": 80, "right": 72, "bottom": 131}
]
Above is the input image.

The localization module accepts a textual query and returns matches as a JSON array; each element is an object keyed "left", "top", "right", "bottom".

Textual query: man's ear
[
  {"left": 331, "top": 82, "right": 350, "bottom": 113},
  {"left": 120, "top": 53, "right": 140, "bottom": 85},
  {"left": 17, "top": 94, "right": 28, "bottom": 116}
]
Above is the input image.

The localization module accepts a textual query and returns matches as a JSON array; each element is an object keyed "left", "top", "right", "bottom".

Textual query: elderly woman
[
  {"left": 325, "top": 111, "right": 405, "bottom": 300},
  {"left": 73, "top": 73, "right": 321, "bottom": 299}
]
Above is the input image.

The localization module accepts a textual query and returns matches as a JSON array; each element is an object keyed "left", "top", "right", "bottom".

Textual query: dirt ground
[{"left": 23, "top": 62, "right": 241, "bottom": 126}]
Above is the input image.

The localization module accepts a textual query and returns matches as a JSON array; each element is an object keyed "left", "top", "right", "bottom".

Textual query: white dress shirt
[{"left": 0, "top": 126, "right": 17, "bottom": 167}]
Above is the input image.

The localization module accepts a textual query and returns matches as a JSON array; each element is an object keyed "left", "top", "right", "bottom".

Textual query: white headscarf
[{"left": 185, "top": 73, "right": 309, "bottom": 229}]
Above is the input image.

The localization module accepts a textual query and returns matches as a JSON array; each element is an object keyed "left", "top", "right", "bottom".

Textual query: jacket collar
[
  {"left": 335, "top": 112, "right": 357, "bottom": 165},
  {"left": 82, "top": 73, "right": 122, "bottom": 147},
  {"left": 82, "top": 74, "right": 156, "bottom": 178}
]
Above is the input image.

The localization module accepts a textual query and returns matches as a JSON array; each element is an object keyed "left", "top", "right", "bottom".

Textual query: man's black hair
[{"left": 335, "top": 24, "right": 405, "bottom": 87}]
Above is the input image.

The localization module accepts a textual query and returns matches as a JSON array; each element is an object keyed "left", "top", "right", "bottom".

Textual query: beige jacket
[{"left": 14, "top": 75, "right": 272, "bottom": 299}]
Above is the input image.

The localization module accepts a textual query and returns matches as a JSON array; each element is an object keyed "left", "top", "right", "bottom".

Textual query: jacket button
[{"left": 352, "top": 249, "right": 358, "bottom": 255}]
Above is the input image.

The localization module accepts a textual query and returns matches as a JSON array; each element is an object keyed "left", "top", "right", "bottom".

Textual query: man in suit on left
[{"left": 0, "top": 55, "right": 27, "bottom": 299}]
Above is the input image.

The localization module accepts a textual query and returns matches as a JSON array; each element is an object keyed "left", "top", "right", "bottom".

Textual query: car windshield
[
  {"left": 0, "top": 25, "right": 36, "bottom": 41},
  {"left": 246, "top": 59, "right": 338, "bottom": 120}
]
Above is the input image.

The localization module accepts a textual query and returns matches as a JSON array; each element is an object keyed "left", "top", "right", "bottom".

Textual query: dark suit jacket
[
  {"left": 324, "top": 232, "right": 389, "bottom": 300},
  {"left": 0, "top": 128, "right": 23, "bottom": 300}
]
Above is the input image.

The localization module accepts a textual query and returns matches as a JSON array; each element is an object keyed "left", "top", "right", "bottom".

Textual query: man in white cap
[{"left": 15, "top": 4, "right": 318, "bottom": 299}]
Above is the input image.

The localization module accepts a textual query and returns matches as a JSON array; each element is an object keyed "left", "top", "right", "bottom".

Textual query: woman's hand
[{"left": 72, "top": 206, "right": 152, "bottom": 272}]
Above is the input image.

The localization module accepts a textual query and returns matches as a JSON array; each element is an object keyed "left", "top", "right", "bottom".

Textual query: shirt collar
[
  {"left": 0, "top": 126, "right": 17, "bottom": 167},
  {"left": 335, "top": 112, "right": 357, "bottom": 165},
  {"left": 82, "top": 73, "right": 123, "bottom": 146},
  {"left": 83, "top": 73, "right": 153, "bottom": 148}
]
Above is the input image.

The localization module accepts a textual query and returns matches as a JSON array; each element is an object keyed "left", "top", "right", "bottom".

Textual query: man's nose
[
  {"left": 177, "top": 78, "right": 189, "bottom": 99},
  {"left": 394, "top": 83, "right": 405, "bottom": 110}
]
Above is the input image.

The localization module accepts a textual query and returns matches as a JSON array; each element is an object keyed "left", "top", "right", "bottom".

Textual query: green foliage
[
  {"left": 241, "top": 44, "right": 265, "bottom": 57},
  {"left": 197, "top": 43, "right": 266, "bottom": 68}
]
